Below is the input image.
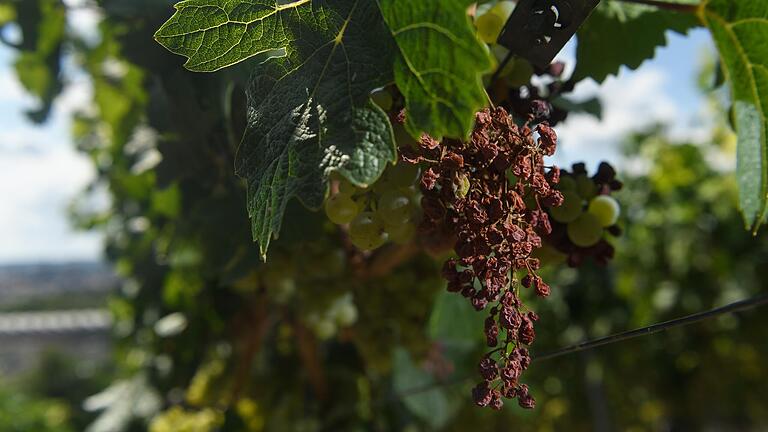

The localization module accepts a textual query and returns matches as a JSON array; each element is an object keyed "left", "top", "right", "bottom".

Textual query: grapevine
[{"left": 3, "top": 0, "right": 768, "bottom": 430}]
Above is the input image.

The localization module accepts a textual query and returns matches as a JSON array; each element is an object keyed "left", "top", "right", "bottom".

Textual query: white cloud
[
  {"left": 0, "top": 46, "right": 102, "bottom": 264},
  {"left": 0, "top": 140, "right": 101, "bottom": 263},
  {"left": 553, "top": 67, "right": 683, "bottom": 170}
]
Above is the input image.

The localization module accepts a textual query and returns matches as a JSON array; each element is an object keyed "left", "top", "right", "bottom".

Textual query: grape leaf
[
  {"left": 700, "top": 1, "right": 768, "bottom": 231},
  {"left": 573, "top": 2, "right": 699, "bottom": 83},
  {"left": 154, "top": 0, "right": 494, "bottom": 256},
  {"left": 157, "top": 0, "right": 396, "bottom": 258},
  {"left": 378, "top": 0, "right": 492, "bottom": 139}
]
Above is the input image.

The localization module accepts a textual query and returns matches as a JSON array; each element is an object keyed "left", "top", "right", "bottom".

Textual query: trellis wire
[{"left": 393, "top": 292, "right": 768, "bottom": 400}]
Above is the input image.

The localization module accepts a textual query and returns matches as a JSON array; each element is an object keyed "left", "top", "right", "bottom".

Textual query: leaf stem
[{"left": 613, "top": 0, "right": 699, "bottom": 13}]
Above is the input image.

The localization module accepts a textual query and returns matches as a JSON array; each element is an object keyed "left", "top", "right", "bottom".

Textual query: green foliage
[
  {"left": 700, "top": 0, "right": 768, "bottom": 231},
  {"left": 155, "top": 0, "right": 490, "bottom": 256},
  {"left": 392, "top": 348, "right": 454, "bottom": 430},
  {"left": 157, "top": 0, "right": 397, "bottom": 257},
  {"left": 8, "top": 0, "right": 768, "bottom": 431},
  {"left": 380, "top": 0, "right": 492, "bottom": 138},
  {"left": 574, "top": 1, "right": 699, "bottom": 83},
  {"left": 8, "top": 0, "right": 66, "bottom": 123},
  {"left": 0, "top": 386, "right": 75, "bottom": 432}
]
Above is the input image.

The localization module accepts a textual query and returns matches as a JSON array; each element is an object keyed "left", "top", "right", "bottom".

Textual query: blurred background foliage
[{"left": 0, "top": 0, "right": 766, "bottom": 431}]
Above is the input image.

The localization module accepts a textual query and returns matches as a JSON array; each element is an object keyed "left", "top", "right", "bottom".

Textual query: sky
[{"left": 0, "top": 23, "right": 717, "bottom": 264}]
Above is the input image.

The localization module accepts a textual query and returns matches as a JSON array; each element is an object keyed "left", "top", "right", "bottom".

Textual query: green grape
[
  {"left": 388, "top": 162, "right": 421, "bottom": 188},
  {"left": 378, "top": 190, "right": 412, "bottom": 223},
  {"left": 456, "top": 173, "right": 471, "bottom": 198},
  {"left": 387, "top": 221, "right": 416, "bottom": 244},
  {"left": 349, "top": 212, "right": 388, "bottom": 250},
  {"left": 337, "top": 177, "right": 357, "bottom": 197},
  {"left": 506, "top": 58, "right": 535, "bottom": 87},
  {"left": 532, "top": 243, "right": 567, "bottom": 267},
  {"left": 270, "top": 277, "right": 295, "bottom": 304},
  {"left": 588, "top": 195, "right": 620, "bottom": 227},
  {"left": 333, "top": 301, "right": 358, "bottom": 326},
  {"left": 371, "top": 89, "right": 393, "bottom": 111},
  {"left": 567, "top": 212, "right": 603, "bottom": 247},
  {"left": 372, "top": 174, "right": 393, "bottom": 195},
  {"left": 475, "top": 10, "right": 505, "bottom": 44},
  {"left": 325, "top": 194, "right": 359, "bottom": 225},
  {"left": 575, "top": 175, "right": 597, "bottom": 199},
  {"left": 490, "top": 0, "right": 515, "bottom": 20},
  {"left": 314, "top": 318, "right": 337, "bottom": 340},
  {"left": 549, "top": 190, "right": 584, "bottom": 223}
]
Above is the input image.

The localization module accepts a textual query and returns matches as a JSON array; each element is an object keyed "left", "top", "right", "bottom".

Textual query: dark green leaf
[
  {"left": 700, "top": 0, "right": 768, "bottom": 231},
  {"left": 224, "top": 1, "right": 396, "bottom": 257},
  {"left": 378, "top": 0, "right": 492, "bottom": 138},
  {"left": 574, "top": 2, "right": 699, "bottom": 83},
  {"left": 155, "top": 0, "right": 494, "bottom": 256}
]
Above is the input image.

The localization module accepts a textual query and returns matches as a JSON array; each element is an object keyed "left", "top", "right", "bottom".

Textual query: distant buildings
[{"left": 0, "top": 262, "right": 117, "bottom": 375}]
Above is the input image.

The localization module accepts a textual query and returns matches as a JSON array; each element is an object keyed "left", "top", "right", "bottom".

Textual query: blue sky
[{"left": 0, "top": 27, "right": 717, "bottom": 264}]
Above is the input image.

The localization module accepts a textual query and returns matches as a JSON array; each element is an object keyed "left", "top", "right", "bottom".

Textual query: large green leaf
[
  {"left": 700, "top": 1, "right": 768, "bottom": 231},
  {"left": 378, "top": 0, "right": 492, "bottom": 138},
  {"left": 156, "top": 0, "right": 396, "bottom": 257},
  {"left": 154, "top": 0, "right": 494, "bottom": 256},
  {"left": 574, "top": 2, "right": 699, "bottom": 83}
]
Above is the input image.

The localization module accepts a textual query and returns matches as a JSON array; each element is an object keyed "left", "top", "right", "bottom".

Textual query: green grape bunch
[
  {"left": 325, "top": 162, "right": 422, "bottom": 251},
  {"left": 540, "top": 162, "right": 623, "bottom": 267}
]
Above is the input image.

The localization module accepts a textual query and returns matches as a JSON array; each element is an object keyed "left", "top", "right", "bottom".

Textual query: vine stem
[{"left": 613, "top": 0, "right": 700, "bottom": 13}]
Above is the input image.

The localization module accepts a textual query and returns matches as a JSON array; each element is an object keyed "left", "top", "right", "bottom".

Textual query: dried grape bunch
[
  {"left": 405, "top": 106, "right": 563, "bottom": 410},
  {"left": 541, "top": 162, "right": 623, "bottom": 267}
]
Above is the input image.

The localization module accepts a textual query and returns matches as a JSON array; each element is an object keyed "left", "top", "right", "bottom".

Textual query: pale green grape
[
  {"left": 475, "top": 10, "right": 505, "bottom": 44},
  {"left": 372, "top": 174, "right": 393, "bottom": 195},
  {"left": 549, "top": 190, "right": 583, "bottom": 223},
  {"left": 349, "top": 212, "right": 388, "bottom": 250},
  {"left": 270, "top": 277, "right": 295, "bottom": 304},
  {"left": 476, "top": 1, "right": 514, "bottom": 44},
  {"left": 456, "top": 173, "right": 471, "bottom": 198},
  {"left": 575, "top": 175, "right": 597, "bottom": 199},
  {"left": 371, "top": 89, "right": 393, "bottom": 111},
  {"left": 314, "top": 318, "right": 337, "bottom": 340},
  {"left": 378, "top": 190, "right": 412, "bottom": 223},
  {"left": 333, "top": 301, "right": 358, "bottom": 326},
  {"left": 588, "top": 195, "right": 620, "bottom": 227},
  {"left": 532, "top": 243, "right": 567, "bottom": 267},
  {"left": 490, "top": 0, "right": 515, "bottom": 20},
  {"left": 337, "top": 177, "right": 357, "bottom": 197},
  {"left": 387, "top": 221, "right": 416, "bottom": 245},
  {"left": 567, "top": 212, "right": 603, "bottom": 247},
  {"left": 506, "top": 58, "right": 534, "bottom": 87},
  {"left": 388, "top": 162, "right": 421, "bottom": 188},
  {"left": 325, "top": 194, "right": 359, "bottom": 225}
]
